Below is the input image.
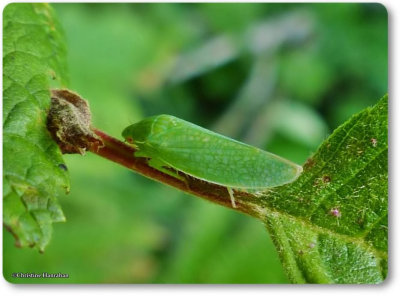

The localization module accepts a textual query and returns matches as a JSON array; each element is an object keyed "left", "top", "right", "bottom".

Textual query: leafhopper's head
[
  {"left": 122, "top": 118, "right": 153, "bottom": 144},
  {"left": 122, "top": 115, "right": 179, "bottom": 144}
]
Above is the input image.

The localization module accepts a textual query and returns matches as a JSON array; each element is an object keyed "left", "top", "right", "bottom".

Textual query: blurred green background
[{"left": 3, "top": 3, "right": 387, "bottom": 283}]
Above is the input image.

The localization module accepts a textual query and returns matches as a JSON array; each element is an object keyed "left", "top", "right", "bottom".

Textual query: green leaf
[
  {"left": 249, "top": 95, "right": 388, "bottom": 283},
  {"left": 3, "top": 3, "right": 69, "bottom": 251}
]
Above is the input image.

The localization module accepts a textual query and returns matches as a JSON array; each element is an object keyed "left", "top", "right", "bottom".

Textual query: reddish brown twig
[{"left": 89, "top": 129, "right": 256, "bottom": 216}]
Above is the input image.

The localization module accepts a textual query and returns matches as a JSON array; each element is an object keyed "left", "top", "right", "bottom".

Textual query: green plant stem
[{"left": 90, "top": 128, "right": 256, "bottom": 216}]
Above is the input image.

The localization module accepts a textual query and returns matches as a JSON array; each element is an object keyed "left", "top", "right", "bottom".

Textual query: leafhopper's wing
[{"left": 131, "top": 115, "right": 302, "bottom": 190}]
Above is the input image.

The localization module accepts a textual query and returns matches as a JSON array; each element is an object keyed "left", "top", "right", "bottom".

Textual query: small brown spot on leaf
[
  {"left": 304, "top": 158, "right": 315, "bottom": 170},
  {"left": 357, "top": 217, "right": 365, "bottom": 225},
  {"left": 322, "top": 175, "right": 331, "bottom": 183}
]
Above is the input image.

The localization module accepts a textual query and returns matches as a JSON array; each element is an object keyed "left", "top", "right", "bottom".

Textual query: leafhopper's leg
[
  {"left": 148, "top": 158, "right": 187, "bottom": 184},
  {"left": 227, "top": 187, "right": 237, "bottom": 208}
]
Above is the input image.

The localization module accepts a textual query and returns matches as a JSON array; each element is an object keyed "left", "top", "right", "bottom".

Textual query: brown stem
[{"left": 90, "top": 129, "right": 257, "bottom": 217}]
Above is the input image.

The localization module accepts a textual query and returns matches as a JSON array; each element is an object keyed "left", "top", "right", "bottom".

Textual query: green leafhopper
[{"left": 122, "top": 115, "right": 302, "bottom": 208}]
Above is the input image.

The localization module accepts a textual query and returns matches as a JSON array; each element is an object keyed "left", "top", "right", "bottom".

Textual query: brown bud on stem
[{"left": 47, "top": 89, "right": 103, "bottom": 154}]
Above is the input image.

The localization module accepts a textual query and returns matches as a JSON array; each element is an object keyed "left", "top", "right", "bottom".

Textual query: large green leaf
[
  {"left": 249, "top": 95, "right": 388, "bottom": 283},
  {"left": 3, "top": 3, "right": 69, "bottom": 251}
]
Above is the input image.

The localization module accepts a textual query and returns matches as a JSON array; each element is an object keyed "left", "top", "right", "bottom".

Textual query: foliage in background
[
  {"left": 3, "top": 3, "right": 387, "bottom": 283},
  {"left": 3, "top": 3, "right": 69, "bottom": 251}
]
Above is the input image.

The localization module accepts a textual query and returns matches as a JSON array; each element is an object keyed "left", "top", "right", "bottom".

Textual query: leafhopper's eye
[{"left": 126, "top": 137, "right": 133, "bottom": 144}]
